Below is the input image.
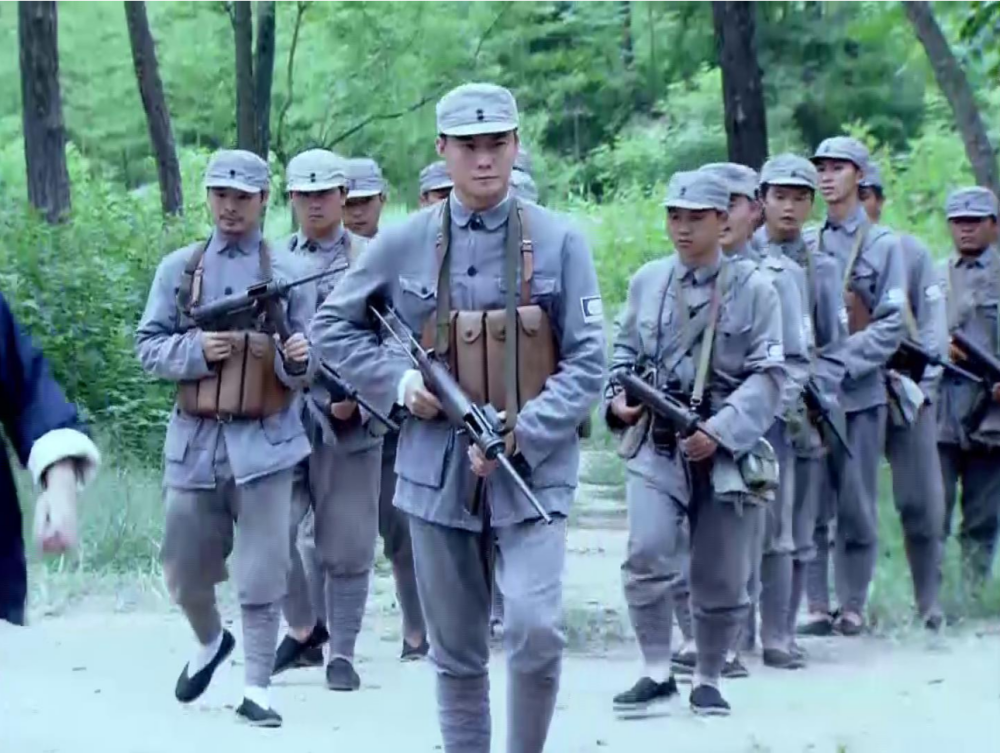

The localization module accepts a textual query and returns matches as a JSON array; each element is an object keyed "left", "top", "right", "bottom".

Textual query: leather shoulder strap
[
  {"left": 176, "top": 239, "right": 210, "bottom": 315},
  {"left": 842, "top": 223, "right": 870, "bottom": 292}
]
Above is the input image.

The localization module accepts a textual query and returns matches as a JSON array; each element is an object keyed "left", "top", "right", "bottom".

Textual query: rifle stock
[
  {"left": 315, "top": 362, "right": 399, "bottom": 433},
  {"left": 952, "top": 331, "right": 1000, "bottom": 385}
]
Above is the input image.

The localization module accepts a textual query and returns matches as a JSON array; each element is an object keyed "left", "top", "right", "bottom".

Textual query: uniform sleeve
[
  {"left": 602, "top": 269, "right": 644, "bottom": 432},
  {"left": 273, "top": 274, "right": 318, "bottom": 390},
  {"left": 811, "top": 255, "right": 848, "bottom": 395},
  {"left": 705, "top": 279, "right": 787, "bottom": 454},
  {"left": 777, "top": 267, "right": 810, "bottom": 413},
  {"left": 514, "top": 228, "right": 607, "bottom": 469},
  {"left": 911, "top": 242, "right": 947, "bottom": 399},
  {"left": 134, "top": 256, "right": 213, "bottom": 382}
]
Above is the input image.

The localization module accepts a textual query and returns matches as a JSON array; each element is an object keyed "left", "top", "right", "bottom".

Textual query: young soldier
[
  {"left": 753, "top": 155, "right": 848, "bottom": 649},
  {"left": 609, "top": 170, "right": 787, "bottom": 716},
  {"left": 344, "top": 158, "right": 387, "bottom": 239},
  {"left": 136, "top": 149, "right": 314, "bottom": 727},
  {"left": 311, "top": 83, "right": 605, "bottom": 753},
  {"left": 809, "top": 137, "right": 906, "bottom": 636},
  {"left": 859, "top": 162, "right": 946, "bottom": 627},
  {"left": 419, "top": 160, "right": 454, "bottom": 207},
  {"left": 938, "top": 187, "right": 1000, "bottom": 585}
]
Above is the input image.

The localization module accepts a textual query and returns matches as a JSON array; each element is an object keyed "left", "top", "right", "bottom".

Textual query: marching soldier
[
  {"left": 609, "top": 170, "right": 786, "bottom": 716},
  {"left": 271, "top": 149, "right": 383, "bottom": 689},
  {"left": 136, "top": 150, "right": 314, "bottom": 727},
  {"left": 859, "top": 162, "right": 946, "bottom": 627},
  {"left": 938, "top": 187, "right": 1000, "bottom": 585},
  {"left": 419, "top": 160, "right": 454, "bottom": 207},
  {"left": 345, "top": 157, "right": 387, "bottom": 239},
  {"left": 310, "top": 83, "right": 605, "bottom": 752}
]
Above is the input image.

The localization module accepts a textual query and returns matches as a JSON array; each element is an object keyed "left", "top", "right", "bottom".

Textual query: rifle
[
  {"left": 314, "top": 361, "right": 400, "bottom": 433},
  {"left": 802, "top": 379, "right": 852, "bottom": 461},
  {"left": 951, "top": 331, "right": 1000, "bottom": 386},
  {"left": 371, "top": 306, "right": 551, "bottom": 525},
  {"left": 889, "top": 337, "right": 984, "bottom": 386}
]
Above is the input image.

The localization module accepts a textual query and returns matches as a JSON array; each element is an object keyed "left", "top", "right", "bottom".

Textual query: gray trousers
[
  {"left": 804, "top": 460, "right": 837, "bottom": 613},
  {"left": 940, "top": 443, "right": 1000, "bottom": 583},
  {"left": 161, "top": 456, "right": 293, "bottom": 688},
  {"left": 283, "top": 444, "right": 380, "bottom": 660},
  {"left": 885, "top": 407, "right": 945, "bottom": 618},
  {"left": 379, "top": 433, "right": 426, "bottom": 641},
  {"left": 410, "top": 506, "right": 567, "bottom": 753},
  {"left": 623, "top": 463, "right": 756, "bottom": 684},
  {"left": 789, "top": 455, "right": 825, "bottom": 628}
]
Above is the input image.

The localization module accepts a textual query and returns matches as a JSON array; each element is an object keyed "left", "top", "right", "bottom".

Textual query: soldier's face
[
  {"left": 667, "top": 208, "right": 725, "bottom": 260},
  {"left": 763, "top": 185, "right": 813, "bottom": 236},
  {"left": 949, "top": 216, "right": 996, "bottom": 253},
  {"left": 720, "top": 195, "right": 758, "bottom": 249},
  {"left": 859, "top": 186, "right": 884, "bottom": 222},
  {"left": 437, "top": 132, "right": 518, "bottom": 209},
  {"left": 208, "top": 188, "right": 268, "bottom": 235},
  {"left": 420, "top": 187, "right": 452, "bottom": 208},
  {"left": 291, "top": 188, "right": 345, "bottom": 238},
  {"left": 344, "top": 194, "right": 385, "bottom": 239},
  {"left": 816, "top": 159, "right": 860, "bottom": 205}
]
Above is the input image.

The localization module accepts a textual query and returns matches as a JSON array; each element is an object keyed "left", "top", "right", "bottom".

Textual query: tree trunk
[
  {"left": 232, "top": 1, "right": 255, "bottom": 153},
  {"left": 18, "top": 1, "right": 70, "bottom": 223},
  {"left": 620, "top": 1, "right": 634, "bottom": 69},
  {"left": 253, "top": 1, "right": 276, "bottom": 160},
  {"left": 712, "top": 1, "right": 768, "bottom": 170},
  {"left": 124, "top": 1, "right": 183, "bottom": 216},
  {"left": 904, "top": 1, "right": 1000, "bottom": 197}
]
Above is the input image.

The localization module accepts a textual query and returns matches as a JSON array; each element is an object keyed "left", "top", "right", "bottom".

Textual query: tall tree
[
  {"left": 254, "top": 1, "right": 276, "bottom": 160},
  {"left": 18, "top": 1, "right": 70, "bottom": 223},
  {"left": 124, "top": 1, "right": 183, "bottom": 216},
  {"left": 904, "top": 1, "right": 1000, "bottom": 197},
  {"left": 712, "top": 1, "right": 768, "bottom": 169},
  {"left": 619, "top": 1, "right": 634, "bottom": 69},
  {"left": 232, "top": 1, "right": 255, "bottom": 154}
]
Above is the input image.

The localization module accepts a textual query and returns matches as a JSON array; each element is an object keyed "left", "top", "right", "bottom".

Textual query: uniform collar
[
  {"left": 956, "top": 245, "right": 997, "bottom": 268},
  {"left": 449, "top": 191, "right": 511, "bottom": 231},
  {"left": 824, "top": 204, "right": 868, "bottom": 234},
  {"left": 208, "top": 227, "right": 262, "bottom": 256},
  {"left": 756, "top": 225, "right": 804, "bottom": 256},
  {"left": 726, "top": 240, "right": 761, "bottom": 263},
  {"left": 296, "top": 224, "right": 347, "bottom": 253},
  {"left": 677, "top": 248, "right": 724, "bottom": 285}
]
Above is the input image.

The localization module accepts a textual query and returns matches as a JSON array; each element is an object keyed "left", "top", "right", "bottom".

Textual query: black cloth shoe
[
  {"left": 326, "top": 657, "right": 361, "bottom": 691},
  {"left": 721, "top": 656, "right": 749, "bottom": 679},
  {"left": 690, "top": 684, "right": 731, "bottom": 716},
  {"left": 235, "top": 698, "right": 282, "bottom": 728},
  {"left": 670, "top": 649, "right": 696, "bottom": 675},
  {"left": 924, "top": 612, "right": 944, "bottom": 633},
  {"left": 789, "top": 641, "right": 808, "bottom": 660},
  {"left": 834, "top": 613, "right": 864, "bottom": 636},
  {"left": 797, "top": 613, "right": 835, "bottom": 636},
  {"left": 612, "top": 676, "right": 678, "bottom": 715},
  {"left": 272, "top": 622, "right": 329, "bottom": 675},
  {"left": 401, "top": 637, "right": 430, "bottom": 662},
  {"left": 175, "top": 630, "right": 235, "bottom": 704},
  {"left": 762, "top": 647, "right": 806, "bottom": 670}
]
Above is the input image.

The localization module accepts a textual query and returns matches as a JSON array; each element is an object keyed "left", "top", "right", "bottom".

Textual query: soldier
[
  {"left": 859, "top": 162, "right": 946, "bottom": 627},
  {"left": 136, "top": 149, "right": 314, "bottom": 727},
  {"left": 310, "top": 82, "right": 605, "bottom": 753},
  {"left": 609, "top": 170, "right": 786, "bottom": 716},
  {"left": 270, "top": 149, "right": 384, "bottom": 690},
  {"left": 345, "top": 157, "right": 387, "bottom": 239},
  {"left": 938, "top": 187, "right": 1000, "bottom": 585},
  {"left": 752, "top": 155, "right": 848, "bottom": 649},
  {"left": 809, "top": 137, "right": 906, "bottom": 636},
  {"left": 419, "top": 160, "right": 454, "bottom": 207}
]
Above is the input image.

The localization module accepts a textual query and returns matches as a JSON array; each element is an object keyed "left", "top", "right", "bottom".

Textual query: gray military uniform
[{"left": 310, "top": 84, "right": 605, "bottom": 753}]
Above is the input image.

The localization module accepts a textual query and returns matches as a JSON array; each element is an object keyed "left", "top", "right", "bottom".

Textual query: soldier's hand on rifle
[
  {"left": 950, "top": 342, "right": 968, "bottom": 363},
  {"left": 468, "top": 433, "right": 515, "bottom": 478},
  {"left": 610, "top": 391, "right": 644, "bottom": 426},
  {"left": 282, "top": 332, "right": 310, "bottom": 364},
  {"left": 201, "top": 331, "right": 233, "bottom": 363},
  {"left": 402, "top": 371, "right": 442, "bottom": 420},
  {"left": 681, "top": 430, "right": 718, "bottom": 462},
  {"left": 331, "top": 399, "right": 358, "bottom": 421}
]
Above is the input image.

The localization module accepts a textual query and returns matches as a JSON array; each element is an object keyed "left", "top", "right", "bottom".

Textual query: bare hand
[
  {"left": 950, "top": 342, "right": 967, "bottom": 363},
  {"left": 282, "top": 333, "right": 310, "bottom": 364},
  {"left": 201, "top": 331, "right": 232, "bottom": 363},
  {"left": 468, "top": 434, "right": 515, "bottom": 478},
  {"left": 404, "top": 377, "right": 442, "bottom": 420},
  {"left": 681, "top": 430, "right": 718, "bottom": 462},
  {"left": 331, "top": 399, "right": 358, "bottom": 421},
  {"left": 33, "top": 461, "right": 79, "bottom": 554},
  {"left": 610, "top": 392, "right": 644, "bottom": 426}
]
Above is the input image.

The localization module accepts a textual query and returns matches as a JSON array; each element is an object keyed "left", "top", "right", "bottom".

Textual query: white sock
[
  {"left": 244, "top": 685, "right": 270, "bottom": 710},
  {"left": 694, "top": 674, "right": 718, "bottom": 689},
  {"left": 189, "top": 631, "right": 223, "bottom": 675},
  {"left": 679, "top": 639, "right": 696, "bottom": 655},
  {"left": 644, "top": 662, "right": 672, "bottom": 684},
  {"left": 725, "top": 650, "right": 738, "bottom": 662}
]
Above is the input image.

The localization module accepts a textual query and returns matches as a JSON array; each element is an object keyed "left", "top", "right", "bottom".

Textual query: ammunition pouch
[
  {"left": 886, "top": 370, "right": 925, "bottom": 428},
  {"left": 844, "top": 290, "right": 872, "bottom": 335},
  {"left": 712, "top": 437, "right": 779, "bottom": 504},
  {"left": 177, "top": 331, "right": 292, "bottom": 420}
]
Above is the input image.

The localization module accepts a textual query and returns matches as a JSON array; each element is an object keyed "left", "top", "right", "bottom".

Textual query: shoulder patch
[
  {"left": 766, "top": 341, "right": 785, "bottom": 361},
  {"left": 581, "top": 295, "right": 603, "bottom": 324},
  {"left": 838, "top": 306, "right": 849, "bottom": 327},
  {"left": 886, "top": 287, "right": 905, "bottom": 307},
  {"left": 924, "top": 284, "right": 942, "bottom": 302}
]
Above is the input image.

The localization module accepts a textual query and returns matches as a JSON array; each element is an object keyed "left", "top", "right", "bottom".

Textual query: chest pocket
[
  {"left": 713, "top": 298, "right": 754, "bottom": 374},
  {"left": 398, "top": 275, "right": 438, "bottom": 329},
  {"left": 498, "top": 273, "right": 559, "bottom": 305},
  {"left": 638, "top": 304, "right": 672, "bottom": 361},
  {"left": 316, "top": 261, "right": 350, "bottom": 303}
]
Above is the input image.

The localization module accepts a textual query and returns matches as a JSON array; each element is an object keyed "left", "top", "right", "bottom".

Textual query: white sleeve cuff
[
  {"left": 27, "top": 428, "right": 102, "bottom": 488},
  {"left": 397, "top": 369, "right": 423, "bottom": 406}
]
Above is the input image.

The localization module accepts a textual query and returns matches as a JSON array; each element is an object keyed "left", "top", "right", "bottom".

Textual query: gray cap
[
  {"left": 514, "top": 146, "right": 533, "bottom": 175},
  {"left": 436, "top": 82, "right": 519, "bottom": 137},
  {"left": 346, "top": 158, "right": 386, "bottom": 199},
  {"left": 418, "top": 161, "right": 453, "bottom": 194},
  {"left": 663, "top": 170, "right": 730, "bottom": 212},
  {"left": 510, "top": 170, "right": 539, "bottom": 203},
  {"left": 859, "top": 160, "right": 883, "bottom": 190},
  {"left": 286, "top": 149, "right": 347, "bottom": 192},
  {"left": 700, "top": 162, "right": 759, "bottom": 199},
  {"left": 204, "top": 149, "right": 269, "bottom": 193},
  {"left": 759, "top": 153, "right": 818, "bottom": 190},
  {"left": 945, "top": 187, "right": 999, "bottom": 219},
  {"left": 811, "top": 136, "right": 869, "bottom": 169}
]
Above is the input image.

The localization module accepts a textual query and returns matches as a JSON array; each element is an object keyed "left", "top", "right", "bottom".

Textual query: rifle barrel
[{"left": 497, "top": 454, "right": 552, "bottom": 524}]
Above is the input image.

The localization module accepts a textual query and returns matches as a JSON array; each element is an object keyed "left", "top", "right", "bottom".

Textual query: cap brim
[
  {"left": 440, "top": 121, "right": 519, "bottom": 137},
  {"left": 947, "top": 210, "right": 994, "bottom": 219},
  {"left": 347, "top": 188, "right": 383, "bottom": 199},
  {"left": 663, "top": 199, "right": 723, "bottom": 211},
  {"left": 287, "top": 180, "right": 346, "bottom": 192},
  {"left": 421, "top": 180, "right": 454, "bottom": 193},
  {"left": 765, "top": 178, "right": 816, "bottom": 189},
  {"left": 810, "top": 153, "right": 863, "bottom": 168},
  {"left": 204, "top": 179, "right": 263, "bottom": 194}
]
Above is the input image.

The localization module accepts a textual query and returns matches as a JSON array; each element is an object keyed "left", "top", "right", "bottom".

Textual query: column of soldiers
[{"left": 135, "top": 77, "right": 1000, "bottom": 746}]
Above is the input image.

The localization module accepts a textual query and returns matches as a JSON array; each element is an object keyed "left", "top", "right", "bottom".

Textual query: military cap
[
  {"left": 664, "top": 170, "right": 730, "bottom": 212},
  {"left": 859, "top": 160, "right": 883, "bottom": 190},
  {"left": 286, "top": 149, "right": 347, "bottom": 192},
  {"left": 510, "top": 169, "right": 539, "bottom": 203},
  {"left": 204, "top": 149, "right": 269, "bottom": 193},
  {"left": 811, "top": 136, "right": 869, "bottom": 169},
  {"left": 436, "top": 82, "right": 519, "bottom": 137},
  {"left": 700, "top": 162, "right": 759, "bottom": 199},
  {"left": 418, "top": 161, "right": 453, "bottom": 194},
  {"left": 945, "top": 187, "right": 999, "bottom": 219},
  {"left": 759, "top": 153, "right": 818, "bottom": 190},
  {"left": 514, "top": 146, "right": 533, "bottom": 175},
  {"left": 346, "top": 158, "right": 386, "bottom": 199}
]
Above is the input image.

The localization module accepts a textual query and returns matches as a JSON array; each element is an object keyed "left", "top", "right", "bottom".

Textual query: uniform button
[
  {"left": 468, "top": 265, "right": 477, "bottom": 277},
  {"left": 421, "top": 286, "right": 428, "bottom": 295},
  {"left": 225, "top": 286, "right": 233, "bottom": 295}
]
